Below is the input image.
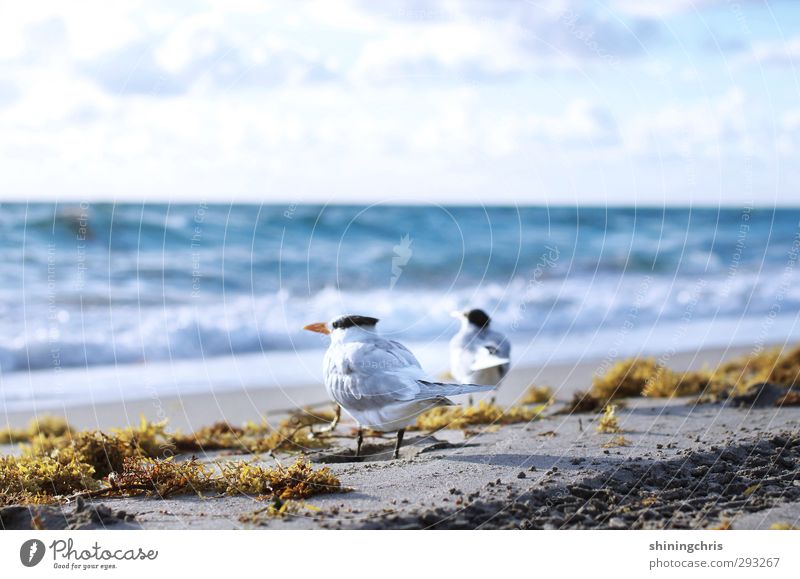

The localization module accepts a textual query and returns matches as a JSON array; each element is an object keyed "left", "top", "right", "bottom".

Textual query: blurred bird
[
  {"left": 303, "top": 314, "right": 494, "bottom": 458},
  {"left": 449, "top": 309, "right": 511, "bottom": 403}
]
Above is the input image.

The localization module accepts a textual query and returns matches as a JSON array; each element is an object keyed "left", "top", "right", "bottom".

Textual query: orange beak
[{"left": 303, "top": 322, "right": 330, "bottom": 335}]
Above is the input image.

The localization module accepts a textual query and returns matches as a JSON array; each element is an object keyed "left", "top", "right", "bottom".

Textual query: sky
[{"left": 0, "top": 0, "right": 798, "bottom": 206}]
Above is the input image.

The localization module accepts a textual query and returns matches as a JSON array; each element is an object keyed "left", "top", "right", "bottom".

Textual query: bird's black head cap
[
  {"left": 466, "top": 309, "right": 491, "bottom": 329},
  {"left": 331, "top": 315, "right": 380, "bottom": 330}
]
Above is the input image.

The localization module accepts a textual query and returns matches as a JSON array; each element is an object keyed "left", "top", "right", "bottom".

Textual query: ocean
[{"left": 1, "top": 203, "right": 799, "bottom": 410}]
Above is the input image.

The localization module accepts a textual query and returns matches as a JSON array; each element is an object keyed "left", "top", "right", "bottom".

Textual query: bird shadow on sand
[{"left": 311, "top": 434, "right": 480, "bottom": 464}]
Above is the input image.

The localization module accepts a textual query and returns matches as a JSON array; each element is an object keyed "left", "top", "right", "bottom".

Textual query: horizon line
[{"left": 0, "top": 199, "right": 797, "bottom": 210}]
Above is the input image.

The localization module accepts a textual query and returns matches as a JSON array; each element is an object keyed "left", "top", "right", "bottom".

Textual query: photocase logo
[
  {"left": 20, "top": 539, "right": 46, "bottom": 567},
  {"left": 390, "top": 234, "right": 413, "bottom": 289}
]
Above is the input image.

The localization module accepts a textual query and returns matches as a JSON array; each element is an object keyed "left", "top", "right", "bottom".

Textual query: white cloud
[
  {"left": 610, "top": 0, "right": 739, "bottom": 18},
  {"left": 740, "top": 36, "right": 800, "bottom": 66},
  {"left": 525, "top": 100, "right": 619, "bottom": 144},
  {"left": 0, "top": 1, "right": 147, "bottom": 60},
  {"left": 352, "top": 20, "right": 527, "bottom": 82},
  {"left": 623, "top": 89, "right": 755, "bottom": 157},
  {"left": 346, "top": 0, "right": 658, "bottom": 82}
]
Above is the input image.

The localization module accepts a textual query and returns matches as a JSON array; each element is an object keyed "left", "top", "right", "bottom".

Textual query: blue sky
[{"left": 0, "top": 0, "right": 798, "bottom": 205}]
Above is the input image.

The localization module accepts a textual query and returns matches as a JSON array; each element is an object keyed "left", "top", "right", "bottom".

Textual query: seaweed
[
  {"left": 705, "top": 348, "right": 780, "bottom": 396},
  {"left": 596, "top": 405, "right": 623, "bottom": 434},
  {"left": 519, "top": 385, "right": 554, "bottom": 405},
  {"left": 591, "top": 346, "right": 797, "bottom": 404},
  {"left": 766, "top": 344, "right": 800, "bottom": 387},
  {"left": 555, "top": 390, "right": 602, "bottom": 415},
  {"left": 0, "top": 416, "right": 73, "bottom": 444},
  {"left": 219, "top": 458, "right": 345, "bottom": 500},
  {"left": 0, "top": 454, "right": 99, "bottom": 506},
  {"left": 769, "top": 522, "right": 798, "bottom": 530},
  {"left": 776, "top": 390, "right": 800, "bottom": 407},
  {"left": 73, "top": 457, "right": 346, "bottom": 503},
  {"left": 2, "top": 414, "right": 347, "bottom": 506},
  {"left": 172, "top": 422, "right": 249, "bottom": 452},
  {"left": 592, "top": 359, "right": 671, "bottom": 404},
  {"left": 173, "top": 409, "right": 336, "bottom": 454},
  {"left": 22, "top": 417, "right": 175, "bottom": 478},
  {"left": 671, "top": 370, "right": 714, "bottom": 397},
  {"left": 112, "top": 417, "right": 175, "bottom": 459},
  {"left": 110, "top": 456, "right": 217, "bottom": 498},
  {"left": 413, "top": 401, "right": 547, "bottom": 431},
  {"left": 602, "top": 435, "right": 631, "bottom": 448}
]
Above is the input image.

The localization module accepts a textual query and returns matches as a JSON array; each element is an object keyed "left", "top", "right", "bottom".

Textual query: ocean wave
[{"left": 0, "top": 266, "right": 798, "bottom": 373}]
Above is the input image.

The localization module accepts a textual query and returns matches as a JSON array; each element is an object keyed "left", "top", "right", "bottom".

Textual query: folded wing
[{"left": 326, "top": 339, "right": 494, "bottom": 409}]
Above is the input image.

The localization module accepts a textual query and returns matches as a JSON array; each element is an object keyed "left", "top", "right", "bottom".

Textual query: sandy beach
[
  {"left": 0, "top": 345, "right": 762, "bottom": 431},
  {"left": 3, "top": 344, "right": 798, "bottom": 530}
]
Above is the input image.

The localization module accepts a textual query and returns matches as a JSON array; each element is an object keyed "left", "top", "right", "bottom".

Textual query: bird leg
[
  {"left": 355, "top": 427, "right": 364, "bottom": 457},
  {"left": 393, "top": 428, "right": 405, "bottom": 459}
]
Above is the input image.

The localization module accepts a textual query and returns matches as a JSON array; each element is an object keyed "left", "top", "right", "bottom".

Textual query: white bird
[
  {"left": 449, "top": 309, "right": 511, "bottom": 403},
  {"left": 303, "top": 314, "right": 494, "bottom": 458}
]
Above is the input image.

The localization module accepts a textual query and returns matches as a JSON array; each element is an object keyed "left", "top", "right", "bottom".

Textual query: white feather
[{"left": 320, "top": 321, "right": 493, "bottom": 431}]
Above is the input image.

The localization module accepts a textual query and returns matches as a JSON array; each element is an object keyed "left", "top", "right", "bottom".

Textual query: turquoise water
[{"left": 0, "top": 203, "right": 798, "bottom": 376}]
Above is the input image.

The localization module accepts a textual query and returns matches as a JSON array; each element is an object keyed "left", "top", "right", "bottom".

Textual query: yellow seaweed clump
[
  {"left": 592, "top": 359, "right": 672, "bottom": 404},
  {"left": 1, "top": 414, "right": 348, "bottom": 506},
  {"left": 767, "top": 345, "right": 800, "bottom": 387},
  {"left": 590, "top": 346, "right": 794, "bottom": 403},
  {"left": 104, "top": 456, "right": 345, "bottom": 502},
  {"left": 0, "top": 454, "right": 98, "bottom": 506},
  {"left": 111, "top": 456, "right": 217, "bottom": 498},
  {"left": 413, "top": 401, "right": 547, "bottom": 431},
  {"left": 596, "top": 405, "right": 623, "bottom": 434},
  {"left": 174, "top": 409, "right": 336, "bottom": 454},
  {"left": 639, "top": 367, "right": 716, "bottom": 399},
  {"left": 520, "top": 385, "right": 554, "bottom": 405},
  {"left": 173, "top": 422, "right": 249, "bottom": 452},
  {"left": 602, "top": 435, "right": 631, "bottom": 448},
  {"left": 0, "top": 415, "right": 73, "bottom": 444},
  {"left": 22, "top": 417, "right": 175, "bottom": 479},
  {"left": 769, "top": 522, "right": 798, "bottom": 530},
  {"left": 706, "top": 348, "right": 779, "bottom": 395},
  {"left": 26, "top": 433, "right": 126, "bottom": 480},
  {"left": 219, "top": 458, "right": 345, "bottom": 500},
  {"left": 555, "top": 390, "right": 603, "bottom": 415},
  {"left": 112, "top": 418, "right": 176, "bottom": 459}
]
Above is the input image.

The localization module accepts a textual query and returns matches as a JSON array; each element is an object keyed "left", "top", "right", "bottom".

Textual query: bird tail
[
  {"left": 470, "top": 355, "right": 510, "bottom": 371},
  {"left": 417, "top": 380, "right": 495, "bottom": 398},
  {"left": 471, "top": 345, "right": 510, "bottom": 371}
]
